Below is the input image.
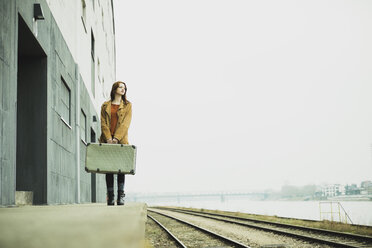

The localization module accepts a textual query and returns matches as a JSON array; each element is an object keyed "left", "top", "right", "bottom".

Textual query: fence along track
[
  {"left": 148, "top": 209, "right": 251, "bottom": 248},
  {"left": 156, "top": 207, "right": 372, "bottom": 248}
]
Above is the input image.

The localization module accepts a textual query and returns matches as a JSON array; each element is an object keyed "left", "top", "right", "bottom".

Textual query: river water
[{"left": 144, "top": 196, "right": 372, "bottom": 226}]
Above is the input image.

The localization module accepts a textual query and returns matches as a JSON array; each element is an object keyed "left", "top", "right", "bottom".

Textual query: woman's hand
[
  {"left": 113, "top": 138, "right": 119, "bottom": 144},
  {"left": 107, "top": 138, "right": 114, "bottom": 144}
]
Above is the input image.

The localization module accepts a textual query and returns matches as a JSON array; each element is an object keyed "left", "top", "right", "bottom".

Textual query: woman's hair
[{"left": 110, "top": 81, "right": 129, "bottom": 104}]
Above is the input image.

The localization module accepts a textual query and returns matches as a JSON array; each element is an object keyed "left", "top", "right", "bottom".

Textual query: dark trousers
[{"left": 105, "top": 174, "right": 125, "bottom": 192}]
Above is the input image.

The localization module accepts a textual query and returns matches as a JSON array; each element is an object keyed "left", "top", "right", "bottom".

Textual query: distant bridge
[{"left": 127, "top": 191, "right": 269, "bottom": 202}]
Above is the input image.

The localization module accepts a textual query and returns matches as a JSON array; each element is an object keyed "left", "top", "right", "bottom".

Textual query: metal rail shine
[
  {"left": 157, "top": 207, "right": 372, "bottom": 248},
  {"left": 148, "top": 209, "right": 251, "bottom": 248},
  {"left": 148, "top": 214, "right": 187, "bottom": 248}
]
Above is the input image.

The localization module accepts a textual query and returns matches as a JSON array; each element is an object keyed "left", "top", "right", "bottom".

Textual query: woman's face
[{"left": 116, "top": 83, "right": 126, "bottom": 96}]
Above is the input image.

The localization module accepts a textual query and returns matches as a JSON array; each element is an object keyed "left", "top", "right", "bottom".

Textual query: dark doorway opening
[
  {"left": 90, "top": 128, "right": 96, "bottom": 202},
  {"left": 16, "top": 15, "right": 47, "bottom": 204}
]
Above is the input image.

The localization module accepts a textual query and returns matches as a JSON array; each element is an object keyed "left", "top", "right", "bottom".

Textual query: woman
[{"left": 99, "top": 81, "right": 132, "bottom": 205}]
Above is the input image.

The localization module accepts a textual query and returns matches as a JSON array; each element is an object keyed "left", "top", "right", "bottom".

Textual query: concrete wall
[
  {"left": 47, "top": 17, "right": 78, "bottom": 204},
  {"left": 46, "top": 0, "right": 116, "bottom": 111},
  {"left": 79, "top": 76, "right": 106, "bottom": 203},
  {"left": 0, "top": 0, "right": 114, "bottom": 205},
  {"left": 0, "top": 0, "right": 17, "bottom": 205}
]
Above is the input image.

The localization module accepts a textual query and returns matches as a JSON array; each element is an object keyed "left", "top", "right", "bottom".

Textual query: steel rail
[
  {"left": 159, "top": 207, "right": 372, "bottom": 242},
  {"left": 147, "top": 213, "right": 187, "bottom": 248},
  {"left": 156, "top": 207, "right": 372, "bottom": 248},
  {"left": 148, "top": 209, "right": 251, "bottom": 248}
]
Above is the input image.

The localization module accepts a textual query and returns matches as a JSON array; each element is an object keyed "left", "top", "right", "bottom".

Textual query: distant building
[
  {"left": 345, "top": 184, "right": 360, "bottom": 195},
  {"left": 360, "top": 181, "right": 372, "bottom": 195},
  {"left": 321, "top": 184, "right": 345, "bottom": 197},
  {"left": 0, "top": 0, "right": 116, "bottom": 205},
  {"left": 314, "top": 185, "right": 324, "bottom": 199}
]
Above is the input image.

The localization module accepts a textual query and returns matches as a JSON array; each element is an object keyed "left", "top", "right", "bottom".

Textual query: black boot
[
  {"left": 117, "top": 190, "right": 125, "bottom": 205},
  {"left": 107, "top": 191, "right": 115, "bottom": 206}
]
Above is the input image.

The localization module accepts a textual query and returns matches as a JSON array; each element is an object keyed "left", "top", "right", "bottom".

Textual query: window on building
[
  {"left": 80, "top": 109, "right": 87, "bottom": 143},
  {"left": 91, "top": 128, "right": 96, "bottom": 143},
  {"left": 81, "top": 0, "right": 87, "bottom": 32},
  {"left": 60, "top": 77, "right": 71, "bottom": 126},
  {"left": 101, "top": 8, "right": 104, "bottom": 29},
  {"left": 102, "top": 77, "right": 106, "bottom": 98},
  {"left": 97, "top": 58, "right": 100, "bottom": 83},
  {"left": 91, "top": 30, "right": 95, "bottom": 97}
]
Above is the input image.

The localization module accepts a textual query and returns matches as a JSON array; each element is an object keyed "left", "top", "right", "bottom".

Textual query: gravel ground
[
  {"left": 145, "top": 216, "right": 180, "bottom": 248},
  {"left": 149, "top": 211, "right": 238, "bottom": 248},
  {"left": 150, "top": 208, "right": 335, "bottom": 248}
]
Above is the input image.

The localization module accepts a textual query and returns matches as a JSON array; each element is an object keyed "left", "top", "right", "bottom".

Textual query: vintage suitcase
[{"left": 85, "top": 143, "right": 137, "bottom": 174}]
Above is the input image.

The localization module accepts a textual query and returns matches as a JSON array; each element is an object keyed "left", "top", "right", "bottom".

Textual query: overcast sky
[{"left": 113, "top": 0, "right": 372, "bottom": 193}]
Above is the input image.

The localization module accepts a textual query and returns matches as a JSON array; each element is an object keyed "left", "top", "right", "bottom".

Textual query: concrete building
[
  {"left": 345, "top": 184, "right": 361, "bottom": 195},
  {"left": 0, "top": 0, "right": 116, "bottom": 205},
  {"left": 360, "top": 180, "right": 372, "bottom": 195},
  {"left": 321, "top": 184, "right": 345, "bottom": 197}
]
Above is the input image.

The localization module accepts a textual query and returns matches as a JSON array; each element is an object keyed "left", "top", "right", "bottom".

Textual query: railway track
[
  {"left": 154, "top": 207, "right": 372, "bottom": 248},
  {"left": 148, "top": 209, "right": 251, "bottom": 248}
]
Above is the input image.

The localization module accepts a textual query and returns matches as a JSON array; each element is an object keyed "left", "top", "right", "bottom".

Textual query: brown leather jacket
[{"left": 99, "top": 100, "right": 132, "bottom": 144}]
